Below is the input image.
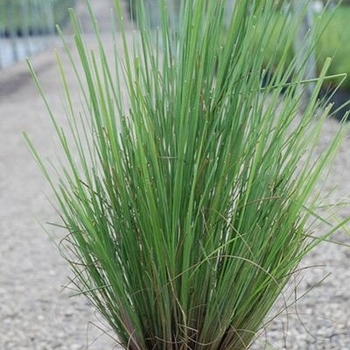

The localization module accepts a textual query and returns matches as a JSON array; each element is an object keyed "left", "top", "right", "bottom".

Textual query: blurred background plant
[
  {"left": 0, "top": 0, "right": 77, "bottom": 36},
  {"left": 125, "top": 0, "right": 350, "bottom": 118},
  {"left": 0, "top": 0, "right": 77, "bottom": 68},
  {"left": 26, "top": 1, "right": 348, "bottom": 350},
  {"left": 253, "top": 3, "right": 350, "bottom": 89}
]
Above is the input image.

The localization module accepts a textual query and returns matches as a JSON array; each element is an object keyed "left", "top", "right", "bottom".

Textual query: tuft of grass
[{"left": 25, "top": 1, "right": 348, "bottom": 349}]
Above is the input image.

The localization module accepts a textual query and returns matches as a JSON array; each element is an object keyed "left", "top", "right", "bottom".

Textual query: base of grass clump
[{"left": 25, "top": 1, "right": 348, "bottom": 349}]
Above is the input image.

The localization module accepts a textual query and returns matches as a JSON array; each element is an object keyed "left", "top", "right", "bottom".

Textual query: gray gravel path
[{"left": 0, "top": 1, "right": 349, "bottom": 349}]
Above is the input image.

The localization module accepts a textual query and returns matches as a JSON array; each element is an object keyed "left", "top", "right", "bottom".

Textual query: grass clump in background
[
  {"left": 0, "top": 0, "right": 77, "bottom": 36},
  {"left": 26, "top": 0, "right": 348, "bottom": 349},
  {"left": 317, "top": 6, "right": 350, "bottom": 89},
  {"left": 252, "top": 4, "right": 350, "bottom": 90}
]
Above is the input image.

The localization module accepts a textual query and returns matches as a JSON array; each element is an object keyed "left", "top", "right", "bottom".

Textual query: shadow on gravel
[{"left": 0, "top": 59, "right": 53, "bottom": 99}]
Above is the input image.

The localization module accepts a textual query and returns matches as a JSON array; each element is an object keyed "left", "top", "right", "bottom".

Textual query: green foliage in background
[
  {"left": 0, "top": 0, "right": 77, "bottom": 35},
  {"left": 26, "top": 1, "right": 347, "bottom": 349},
  {"left": 253, "top": 5, "right": 350, "bottom": 90},
  {"left": 317, "top": 7, "right": 350, "bottom": 88}
]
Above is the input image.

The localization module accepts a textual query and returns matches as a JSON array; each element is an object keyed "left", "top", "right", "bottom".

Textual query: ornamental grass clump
[{"left": 26, "top": 1, "right": 347, "bottom": 349}]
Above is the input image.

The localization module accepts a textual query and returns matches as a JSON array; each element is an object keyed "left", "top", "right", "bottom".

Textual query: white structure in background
[
  {"left": 0, "top": 37, "right": 49, "bottom": 69},
  {"left": 312, "top": 1, "right": 324, "bottom": 13},
  {"left": 226, "top": 0, "right": 235, "bottom": 24},
  {"left": 292, "top": 0, "right": 317, "bottom": 107}
]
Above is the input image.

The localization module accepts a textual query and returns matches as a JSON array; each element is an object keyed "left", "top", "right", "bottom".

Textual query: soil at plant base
[{"left": 0, "top": 1, "right": 349, "bottom": 349}]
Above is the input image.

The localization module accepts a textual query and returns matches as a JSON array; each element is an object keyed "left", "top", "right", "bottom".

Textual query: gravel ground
[{"left": 0, "top": 1, "right": 349, "bottom": 349}]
